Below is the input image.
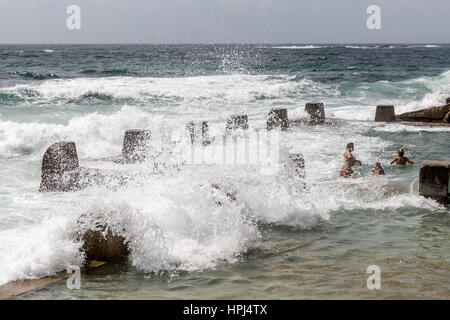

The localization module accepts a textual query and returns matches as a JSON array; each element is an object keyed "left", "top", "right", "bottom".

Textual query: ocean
[{"left": 0, "top": 44, "right": 449, "bottom": 299}]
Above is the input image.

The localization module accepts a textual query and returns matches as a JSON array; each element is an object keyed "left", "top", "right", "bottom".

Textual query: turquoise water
[{"left": 0, "top": 44, "right": 449, "bottom": 299}]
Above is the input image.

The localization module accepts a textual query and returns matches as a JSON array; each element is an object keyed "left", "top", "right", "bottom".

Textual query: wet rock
[
  {"left": 397, "top": 105, "right": 450, "bottom": 122},
  {"left": 419, "top": 160, "right": 450, "bottom": 204},
  {"left": 375, "top": 105, "right": 395, "bottom": 122},
  {"left": 267, "top": 108, "right": 289, "bottom": 130},
  {"left": 226, "top": 115, "right": 249, "bottom": 131},
  {"left": 446, "top": 98, "right": 450, "bottom": 105},
  {"left": 305, "top": 103, "right": 325, "bottom": 123},
  {"left": 122, "top": 129, "right": 152, "bottom": 163}
]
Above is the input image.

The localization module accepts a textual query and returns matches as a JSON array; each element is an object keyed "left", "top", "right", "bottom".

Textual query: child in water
[
  {"left": 371, "top": 162, "right": 385, "bottom": 175},
  {"left": 390, "top": 147, "right": 414, "bottom": 165}
]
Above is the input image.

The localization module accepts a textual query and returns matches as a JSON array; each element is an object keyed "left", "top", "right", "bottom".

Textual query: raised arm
[
  {"left": 389, "top": 157, "right": 398, "bottom": 165},
  {"left": 407, "top": 158, "right": 414, "bottom": 164}
]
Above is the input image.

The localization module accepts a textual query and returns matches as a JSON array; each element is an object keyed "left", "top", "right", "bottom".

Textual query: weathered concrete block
[
  {"left": 41, "top": 141, "right": 79, "bottom": 173},
  {"left": 267, "top": 108, "right": 289, "bottom": 130},
  {"left": 122, "top": 129, "right": 152, "bottom": 162},
  {"left": 40, "top": 141, "right": 131, "bottom": 192},
  {"left": 375, "top": 105, "right": 395, "bottom": 122},
  {"left": 82, "top": 229, "right": 128, "bottom": 261},
  {"left": 226, "top": 115, "right": 249, "bottom": 131},
  {"left": 39, "top": 142, "right": 80, "bottom": 192},
  {"left": 419, "top": 160, "right": 450, "bottom": 204},
  {"left": 187, "top": 121, "right": 211, "bottom": 145},
  {"left": 305, "top": 103, "right": 325, "bottom": 123},
  {"left": 78, "top": 212, "right": 129, "bottom": 261}
]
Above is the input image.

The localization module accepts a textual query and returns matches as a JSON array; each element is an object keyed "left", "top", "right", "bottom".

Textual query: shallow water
[{"left": 0, "top": 44, "right": 449, "bottom": 299}]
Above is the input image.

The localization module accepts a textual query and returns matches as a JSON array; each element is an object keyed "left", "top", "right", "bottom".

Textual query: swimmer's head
[
  {"left": 398, "top": 147, "right": 405, "bottom": 157},
  {"left": 346, "top": 142, "right": 354, "bottom": 151},
  {"left": 375, "top": 162, "right": 381, "bottom": 168}
]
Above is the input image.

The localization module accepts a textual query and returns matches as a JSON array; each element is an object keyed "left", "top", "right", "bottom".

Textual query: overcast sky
[{"left": 0, "top": 0, "right": 449, "bottom": 44}]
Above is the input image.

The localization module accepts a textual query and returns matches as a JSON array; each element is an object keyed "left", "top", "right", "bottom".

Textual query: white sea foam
[
  {"left": 272, "top": 45, "right": 329, "bottom": 49},
  {"left": 0, "top": 215, "right": 84, "bottom": 285},
  {"left": 0, "top": 74, "right": 312, "bottom": 108},
  {"left": 0, "top": 106, "right": 160, "bottom": 159}
]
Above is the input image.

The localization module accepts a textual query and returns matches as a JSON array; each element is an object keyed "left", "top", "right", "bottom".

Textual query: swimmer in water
[
  {"left": 340, "top": 143, "right": 361, "bottom": 178},
  {"left": 344, "top": 143, "right": 362, "bottom": 167},
  {"left": 371, "top": 162, "right": 385, "bottom": 175},
  {"left": 390, "top": 147, "right": 414, "bottom": 165}
]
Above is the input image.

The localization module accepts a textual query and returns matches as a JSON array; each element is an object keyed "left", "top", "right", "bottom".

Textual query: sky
[{"left": 0, "top": 0, "right": 449, "bottom": 44}]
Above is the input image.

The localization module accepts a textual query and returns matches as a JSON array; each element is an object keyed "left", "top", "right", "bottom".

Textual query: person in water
[
  {"left": 390, "top": 147, "right": 414, "bottom": 165},
  {"left": 371, "top": 162, "right": 385, "bottom": 175},
  {"left": 343, "top": 143, "right": 362, "bottom": 167},
  {"left": 340, "top": 143, "right": 361, "bottom": 178}
]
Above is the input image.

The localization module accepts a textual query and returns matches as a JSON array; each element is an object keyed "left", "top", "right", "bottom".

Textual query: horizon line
[{"left": 0, "top": 42, "right": 449, "bottom": 46}]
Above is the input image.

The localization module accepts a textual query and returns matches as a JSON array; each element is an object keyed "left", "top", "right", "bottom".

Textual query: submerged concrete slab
[{"left": 0, "top": 261, "right": 106, "bottom": 300}]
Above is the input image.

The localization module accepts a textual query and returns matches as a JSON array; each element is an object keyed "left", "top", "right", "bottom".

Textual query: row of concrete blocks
[
  {"left": 39, "top": 105, "right": 326, "bottom": 192},
  {"left": 375, "top": 97, "right": 450, "bottom": 123},
  {"left": 224, "top": 102, "right": 325, "bottom": 132},
  {"left": 39, "top": 135, "right": 307, "bottom": 193}
]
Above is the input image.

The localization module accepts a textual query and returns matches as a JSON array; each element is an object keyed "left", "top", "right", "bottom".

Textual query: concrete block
[
  {"left": 305, "top": 103, "right": 325, "bottom": 123},
  {"left": 187, "top": 121, "right": 211, "bottom": 145},
  {"left": 267, "top": 108, "right": 289, "bottom": 130},
  {"left": 375, "top": 105, "right": 395, "bottom": 122},
  {"left": 226, "top": 115, "right": 249, "bottom": 131},
  {"left": 419, "top": 160, "right": 450, "bottom": 204},
  {"left": 39, "top": 142, "right": 80, "bottom": 192},
  {"left": 122, "top": 129, "right": 152, "bottom": 162}
]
